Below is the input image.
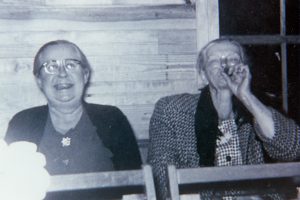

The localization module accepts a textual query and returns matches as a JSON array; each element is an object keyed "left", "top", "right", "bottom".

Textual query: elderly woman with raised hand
[
  {"left": 147, "top": 38, "right": 300, "bottom": 199},
  {"left": 5, "top": 40, "right": 142, "bottom": 176}
]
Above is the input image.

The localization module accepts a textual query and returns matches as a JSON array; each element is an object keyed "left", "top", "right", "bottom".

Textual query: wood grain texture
[
  {"left": 48, "top": 165, "right": 157, "bottom": 199},
  {"left": 168, "top": 162, "right": 300, "bottom": 198},
  {"left": 45, "top": 0, "right": 185, "bottom": 6},
  {"left": 0, "top": 4, "right": 195, "bottom": 22},
  {"left": 0, "top": 0, "right": 185, "bottom": 6},
  {"left": 0, "top": 18, "right": 196, "bottom": 31},
  {"left": 0, "top": 1, "right": 220, "bottom": 164},
  {"left": 195, "top": 0, "right": 219, "bottom": 50}
]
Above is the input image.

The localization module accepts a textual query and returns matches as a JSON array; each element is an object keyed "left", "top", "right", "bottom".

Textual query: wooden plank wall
[{"left": 0, "top": 1, "right": 202, "bottom": 162}]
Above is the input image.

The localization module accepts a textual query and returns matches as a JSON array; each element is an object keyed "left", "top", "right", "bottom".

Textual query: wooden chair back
[
  {"left": 48, "top": 164, "right": 156, "bottom": 200},
  {"left": 167, "top": 162, "right": 300, "bottom": 200}
]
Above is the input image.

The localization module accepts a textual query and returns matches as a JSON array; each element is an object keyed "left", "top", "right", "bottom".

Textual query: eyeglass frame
[
  {"left": 206, "top": 53, "right": 242, "bottom": 75},
  {"left": 39, "top": 59, "right": 82, "bottom": 75}
]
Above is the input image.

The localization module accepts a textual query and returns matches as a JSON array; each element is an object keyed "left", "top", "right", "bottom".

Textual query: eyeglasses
[
  {"left": 221, "top": 55, "right": 241, "bottom": 75},
  {"left": 221, "top": 55, "right": 241, "bottom": 68},
  {"left": 40, "top": 59, "right": 82, "bottom": 75},
  {"left": 207, "top": 54, "right": 242, "bottom": 75}
]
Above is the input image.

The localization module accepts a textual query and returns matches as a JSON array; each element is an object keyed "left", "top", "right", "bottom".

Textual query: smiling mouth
[{"left": 54, "top": 83, "right": 73, "bottom": 90}]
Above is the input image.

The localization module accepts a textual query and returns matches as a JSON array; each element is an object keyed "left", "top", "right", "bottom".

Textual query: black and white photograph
[{"left": 0, "top": 0, "right": 299, "bottom": 199}]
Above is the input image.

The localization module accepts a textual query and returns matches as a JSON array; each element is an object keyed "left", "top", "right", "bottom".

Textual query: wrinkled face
[
  {"left": 35, "top": 44, "right": 89, "bottom": 110},
  {"left": 203, "top": 42, "right": 241, "bottom": 90}
]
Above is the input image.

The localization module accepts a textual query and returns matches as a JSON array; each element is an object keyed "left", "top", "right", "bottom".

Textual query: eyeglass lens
[
  {"left": 42, "top": 60, "right": 80, "bottom": 74},
  {"left": 226, "top": 55, "right": 241, "bottom": 67},
  {"left": 223, "top": 55, "right": 241, "bottom": 75}
]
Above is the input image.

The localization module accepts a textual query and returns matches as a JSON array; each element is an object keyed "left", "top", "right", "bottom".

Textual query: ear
[
  {"left": 35, "top": 76, "right": 43, "bottom": 89},
  {"left": 196, "top": 69, "right": 208, "bottom": 89},
  {"left": 83, "top": 70, "right": 90, "bottom": 85}
]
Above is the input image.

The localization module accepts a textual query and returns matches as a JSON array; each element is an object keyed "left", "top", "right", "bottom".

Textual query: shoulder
[
  {"left": 85, "top": 103, "right": 124, "bottom": 117},
  {"left": 154, "top": 93, "right": 200, "bottom": 115},
  {"left": 85, "top": 103, "right": 122, "bottom": 113},
  {"left": 84, "top": 103, "right": 128, "bottom": 126},
  {"left": 5, "top": 105, "right": 47, "bottom": 144},
  {"left": 9, "top": 105, "right": 47, "bottom": 123}
]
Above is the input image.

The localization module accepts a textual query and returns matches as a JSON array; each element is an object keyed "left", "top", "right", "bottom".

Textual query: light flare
[{"left": 0, "top": 140, "right": 50, "bottom": 200}]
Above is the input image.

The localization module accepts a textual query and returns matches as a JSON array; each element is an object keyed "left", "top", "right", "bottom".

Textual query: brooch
[{"left": 61, "top": 137, "right": 71, "bottom": 147}]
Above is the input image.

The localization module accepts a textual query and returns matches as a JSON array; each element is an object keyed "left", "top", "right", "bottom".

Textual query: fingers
[
  {"left": 232, "top": 64, "right": 249, "bottom": 81},
  {"left": 221, "top": 64, "right": 250, "bottom": 89},
  {"left": 232, "top": 67, "right": 244, "bottom": 83},
  {"left": 221, "top": 70, "right": 232, "bottom": 83},
  {"left": 221, "top": 70, "right": 235, "bottom": 90}
]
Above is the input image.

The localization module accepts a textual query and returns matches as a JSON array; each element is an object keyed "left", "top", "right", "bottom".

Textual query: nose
[{"left": 58, "top": 65, "right": 68, "bottom": 77}]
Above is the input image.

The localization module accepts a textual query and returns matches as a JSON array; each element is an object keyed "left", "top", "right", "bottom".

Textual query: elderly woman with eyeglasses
[
  {"left": 5, "top": 40, "right": 142, "bottom": 176},
  {"left": 147, "top": 38, "right": 300, "bottom": 199}
]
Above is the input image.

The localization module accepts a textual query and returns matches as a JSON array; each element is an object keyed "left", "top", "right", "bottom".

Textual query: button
[
  {"left": 226, "top": 155, "right": 231, "bottom": 162},
  {"left": 62, "top": 159, "right": 69, "bottom": 165}
]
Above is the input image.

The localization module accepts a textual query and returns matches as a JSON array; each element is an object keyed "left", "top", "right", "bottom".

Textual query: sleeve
[
  {"left": 4, "top": 107, "right": 47, "bottom": 145},
  {"left": 255, "top": 108, "right": 300, "bottom": 161},
  {"left": 4, "top": 113, "right": 30, "bottom": 144},
  {"left": 110, "top": 107, "right": 142, "bottom": 170},
  {"left": 4, "top": 116, "right": 19, "bottom": 144},
  {"left": 147, "top": 97, "right": 177, "bottom": 200}
]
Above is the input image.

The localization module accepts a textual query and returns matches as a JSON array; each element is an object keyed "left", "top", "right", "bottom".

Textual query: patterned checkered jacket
[{"left": 147, "top": 93, "right": 300, "bottom": 200}]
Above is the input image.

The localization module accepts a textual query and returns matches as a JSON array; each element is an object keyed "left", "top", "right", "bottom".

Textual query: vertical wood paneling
[
  {"left": 195, "top": 0, "right": 219, "bottom": 89},
  {"left": 196, "top": 0, "right": 219, "bottom": 50}
]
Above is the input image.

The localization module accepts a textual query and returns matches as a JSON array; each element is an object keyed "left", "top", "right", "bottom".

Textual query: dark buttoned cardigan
[{"left": 5, "top": 102, "right": 142, "bottom": 171}]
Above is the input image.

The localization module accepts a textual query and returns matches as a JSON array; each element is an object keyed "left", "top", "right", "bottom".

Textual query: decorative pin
[{"left": 61, "top": 137, "right": 71, "bottom": 147}]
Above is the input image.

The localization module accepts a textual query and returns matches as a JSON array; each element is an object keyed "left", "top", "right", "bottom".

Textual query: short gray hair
[
  {"left": 33, "top": 40, "right": 92, "bottom": 78},
  {"left": 196, "top": 38, "right": 248, "bottom": 74}
]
